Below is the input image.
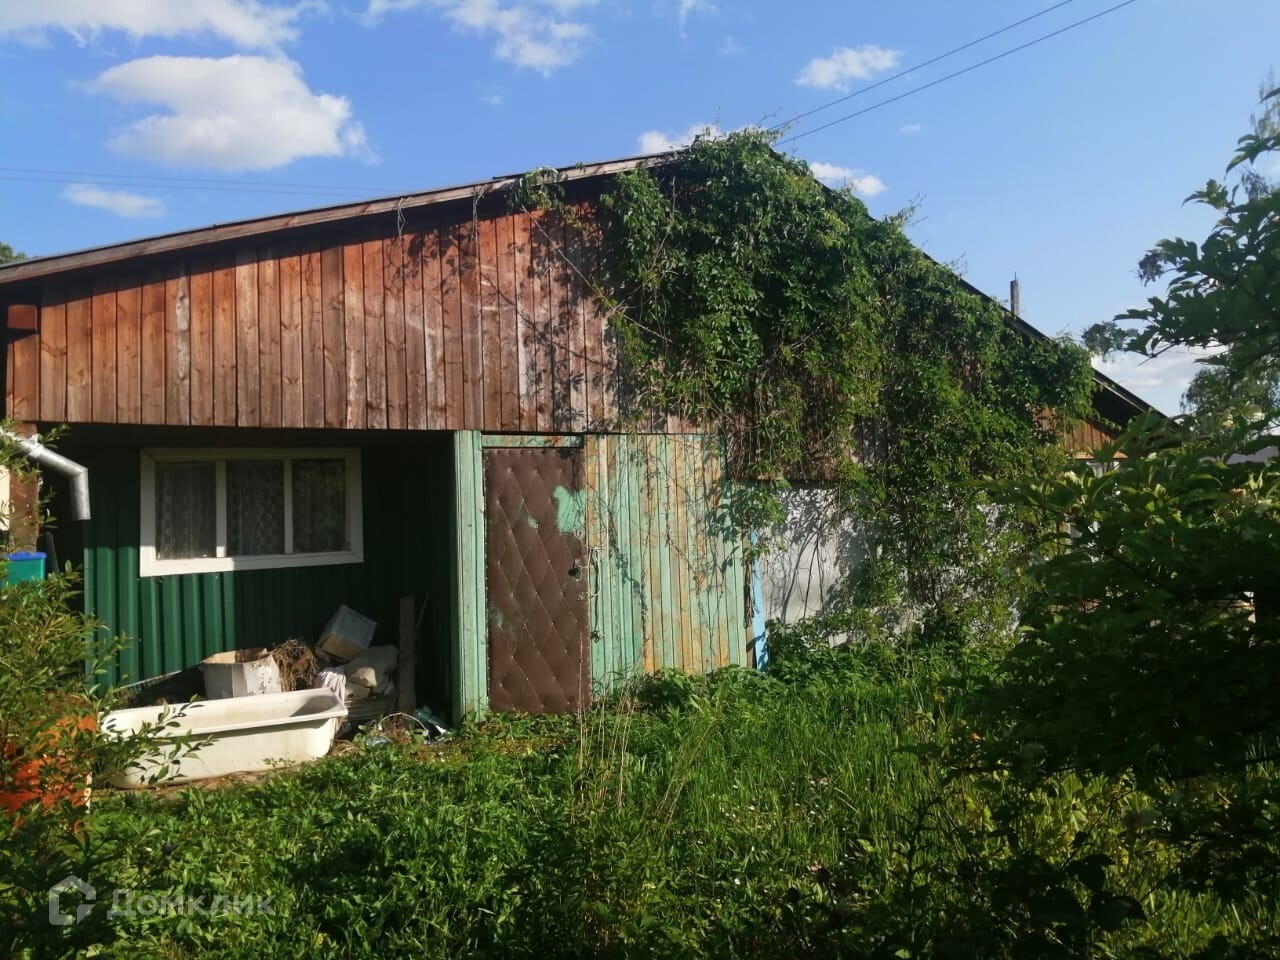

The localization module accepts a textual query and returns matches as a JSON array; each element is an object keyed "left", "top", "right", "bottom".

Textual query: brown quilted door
[{"left": 483, "top": 446, "right": 589, "bottom": 713}]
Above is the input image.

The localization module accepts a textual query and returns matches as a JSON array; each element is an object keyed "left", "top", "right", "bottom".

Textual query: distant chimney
[{"left": 1010, "top": 277, "right": 1021, "bottom": 317}]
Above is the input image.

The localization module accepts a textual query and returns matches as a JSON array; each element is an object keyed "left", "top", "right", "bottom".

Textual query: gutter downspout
[{"left": 0, "top": 429, "right": 91, "bottom": 521}]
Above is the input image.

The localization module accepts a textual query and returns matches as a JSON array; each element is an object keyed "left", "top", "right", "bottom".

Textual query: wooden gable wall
[
  {"left": 3, "top": 183, "right": 1143, "bottom": 448},
  {"left": 5, "top": 196, "right": 630, "bottom": 434}
]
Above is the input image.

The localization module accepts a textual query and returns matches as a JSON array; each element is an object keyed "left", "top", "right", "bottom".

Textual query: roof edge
[{"left": 0, "top": 152, "right": 675, "bottom": 286}]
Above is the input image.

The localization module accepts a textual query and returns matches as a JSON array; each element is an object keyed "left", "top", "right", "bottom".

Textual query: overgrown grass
[{"left": 72, "top": 646, "right": 1275, "bottom": 959}]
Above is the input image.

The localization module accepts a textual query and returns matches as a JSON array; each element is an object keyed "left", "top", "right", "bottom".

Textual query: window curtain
[
  {"left": 292, "top": 459, "right": 347, "bottom": 553},
  {"left": 227, "top": 460, "right": 285, "bottom": 556},
  {"left": 155, "top": 462, "right": 216, "bottom": 560}
]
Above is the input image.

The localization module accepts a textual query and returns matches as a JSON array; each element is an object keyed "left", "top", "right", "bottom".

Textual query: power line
[
  {"left": 0, "top": 0, "right": 1140, "bottom": 204},
  {"left": 772, "top": 0, "right": 1079, "bottom": 133},
  {"left": 0, "top": 165, "right": 384, "bottom": 194},
  {"left": 778, "top": 0, "right": 1140, "bottom": 146},
  {"left": 0, "top": 172, "right": 383, "bottom": 200}
]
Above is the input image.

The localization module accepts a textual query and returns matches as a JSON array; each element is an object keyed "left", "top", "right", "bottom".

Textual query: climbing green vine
[{"left": 519, "top": 130, "right": 1095, "bottom": 635}]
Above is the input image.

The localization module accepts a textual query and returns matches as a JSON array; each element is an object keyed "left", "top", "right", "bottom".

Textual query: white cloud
[
  {"left": 637, "top": 122, "right": 724, "bottom": 154},
  {"left": 362, "top": 0, "right": 597, "bottom": 74},
  {"left": 796, "top": 44, "right": 900, "bottom": 91},
  {"left": 91, "top": 55, "right": 371, "bottom": 171},
  {"left": 898, "top": 122, "right": 922, "bottom": 135},
  {"left": 719, "top": 34, "right": 744, "bottom": 56},
  {"left": 676, "top": 0, "right": 715, "bottom": 35},
  {"left": 808, "top": 162, "right": 887, "bottom": 197},
  {"left": 0, "top": 0, "right": 309, "bottom": 50},
  {"left": 1093, "top": 344, "right": 1222, "bottom": 415},
  {"left": 63, "top": 183, "right": 165, "bottom": 218}
]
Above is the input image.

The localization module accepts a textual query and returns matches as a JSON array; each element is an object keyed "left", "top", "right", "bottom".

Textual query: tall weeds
[{"left": 78, "top": 644, "right": 1277, "bottom": 959}]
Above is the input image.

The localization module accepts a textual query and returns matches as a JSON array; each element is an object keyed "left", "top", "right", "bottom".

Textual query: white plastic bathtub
[{"left": 102, "top": 689, "right": 347, "bottom": 788}]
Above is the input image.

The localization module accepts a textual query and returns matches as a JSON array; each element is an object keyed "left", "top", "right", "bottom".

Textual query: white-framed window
[{"left": 139, "top": 449, "right": 363, "bottom": 577}]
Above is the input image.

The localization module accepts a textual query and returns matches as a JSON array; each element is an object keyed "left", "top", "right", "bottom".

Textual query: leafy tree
[
  {"left": 983, "top": 95, "right": 1280, "bottom": 952},
  {"left": 1086, "top": 82, "right": 1280, "bottom": 422},
  {"left": 1241, "top": 70, "right": 1279, "bottom": 201},
  {"left": 0, "top": 241, "right": 25, "bottom": 265}
]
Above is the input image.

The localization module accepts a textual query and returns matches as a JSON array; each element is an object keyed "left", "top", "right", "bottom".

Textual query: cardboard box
[{"left": 317, "top": 605, "right": 377, "bottom": 661}]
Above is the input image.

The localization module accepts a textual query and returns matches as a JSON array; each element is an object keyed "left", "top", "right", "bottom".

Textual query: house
[{"left": 0, "top": 153, "right": 1151, "bottom": 718}]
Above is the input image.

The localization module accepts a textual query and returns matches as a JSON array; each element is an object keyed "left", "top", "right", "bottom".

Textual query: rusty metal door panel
[{"left": 483, "top": 446, "right": 589, "bottom": 713}]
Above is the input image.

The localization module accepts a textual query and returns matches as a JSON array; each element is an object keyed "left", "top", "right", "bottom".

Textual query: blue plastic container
[{"left": 4, "top": 550, "right": 46, "bottom": 585}]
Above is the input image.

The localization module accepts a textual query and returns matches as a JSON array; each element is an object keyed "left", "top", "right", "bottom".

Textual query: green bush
[{"left": 0, "top": 431, "right": 191, "bottom": 958}]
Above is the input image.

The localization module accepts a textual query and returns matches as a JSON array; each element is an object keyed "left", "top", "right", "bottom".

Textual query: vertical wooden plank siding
[
  {"left": 421, "top": 230, "right": 447, "bottom": 429},
  {"left": 458, "top": 221, "right": 483, "bottom": 429},
  {"left": 550, "top": 219, "right": 574, "bottom": 432},
  {"left": 342, "top": 242, "right": 366, "bottom": 430},
  {"left": 1063, "top": 417, "right": 1119, "bottom": 457},
  {"left": 65, "top": 285, "right": 92, "bottom": 422},
  {"left": 584, "top": 434, "right": 748, "bottom": 693},
  {"left": 581, "top": 229, "right": 605, "bottom": 430},
  {"left": 234, "top": 250, "right": 260, "bottom": 427},
  {"left": 90, "top": 278, "right": 117, "bottom": 422},
  {"left": 6, "top": 308, "right": 37, "bottom": 422},
  {"left": 382, "top": 238, "right": 408, "bottom": 430},
  {"left": 10, "top": 203, "right": 622, "bottom": 433},
  {"left": 300, "top": 249, "right": 325, "bottom": 429},
  {"left": 211, "top": 258, "right": 237, "bottom": 426},
  {"left": 361, "top": 238, "right": 387, "bottom": 430},
  {"left": 625, "top": 436, "right": 652, "bottom": 674},
  {"left": 140, "top": 268, "right": 167, "bottom": 425},
  {"left": 529, "top": 211, "right": 552, "bottom": 432},
  {"left": 513, "top": 211, "right": 536, "bottom": 432},
  {"left": 566, "top": 218, "right": 588, "bottom": 432},
  {"left": 439, "top": 225, "right": 465, "bottom": 429},
  {"left": 451, "top": 430, "right": 487, "bottom": 720},
  {"left": 38, "top": 295, "right": 67, "bottom": 422},
  {"left": 279, "top": 246, "right": 304, "bottom": 429},
  {"left": 115, "top": 282, "right": 142, "bottom": 423},
  {"left": 497, "top": 216, "right": 519, "bottom": 430},
  {"left": 187, "top": 265, "right": 211, "bottom": 426},
  {"left": 582, "top": 436, "right": 611, "bottom": 683},
  {"left": 258, "top": 251, "right": 282, "bottom": 428},
  {"left": 477, "top": 216, "right": 499, "bottom": 430},
  {"left": 320, "top": 245, "right": 346, "bottom": 429},
  {"left": 672, "top": 437, "right": 697, "bottom": 670},
  {"left": 402, "top": 234, "right": 428, "bottom": 430},
  {"left": 652, "top": 435, "right": 676, "bottom": 673},
  {"left": 157, "top": 267, "right": 185, "bottom": 424}
]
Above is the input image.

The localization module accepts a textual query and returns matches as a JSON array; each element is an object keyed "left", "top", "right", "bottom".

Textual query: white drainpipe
[{"left": 0, "top": 429, "right": 91, "bottom": 521}]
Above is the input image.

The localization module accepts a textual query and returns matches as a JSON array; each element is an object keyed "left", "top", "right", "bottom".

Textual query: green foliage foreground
[{"left": 65, "top": 650, "right": 1275, "bottom": 960}]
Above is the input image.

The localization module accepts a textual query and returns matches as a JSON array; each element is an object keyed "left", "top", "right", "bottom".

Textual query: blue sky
[{"left": 2, "top": 0, "right": 1278, "bottom": 413}]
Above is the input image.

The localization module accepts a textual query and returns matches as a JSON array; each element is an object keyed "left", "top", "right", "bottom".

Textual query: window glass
[
  {"left": 227, "top": 460, "right": 285, "bottom": 556},
  {"left": 292, "top": 459, "right": 348, "bottom": 553},
  {"left": 155, "top": 461, "right": 217, "bottom": 560}
]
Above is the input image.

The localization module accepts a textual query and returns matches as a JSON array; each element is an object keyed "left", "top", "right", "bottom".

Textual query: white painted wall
[{"left": 757, "top": 485, "right": 866, "bottom": 624}]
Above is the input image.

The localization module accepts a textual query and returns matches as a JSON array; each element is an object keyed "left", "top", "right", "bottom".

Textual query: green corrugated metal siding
[
  {"left": 72, "top": 428, "right": 743, "bottom": 715},
  {"left": 450, "top": 430, "right": 487, "bottom": 721},
  {"left": 76, "top": 437, "right": 453, "bottom": 704},
  {"left": 584, "top": 434, "right": 748, "bottom": 690}
]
